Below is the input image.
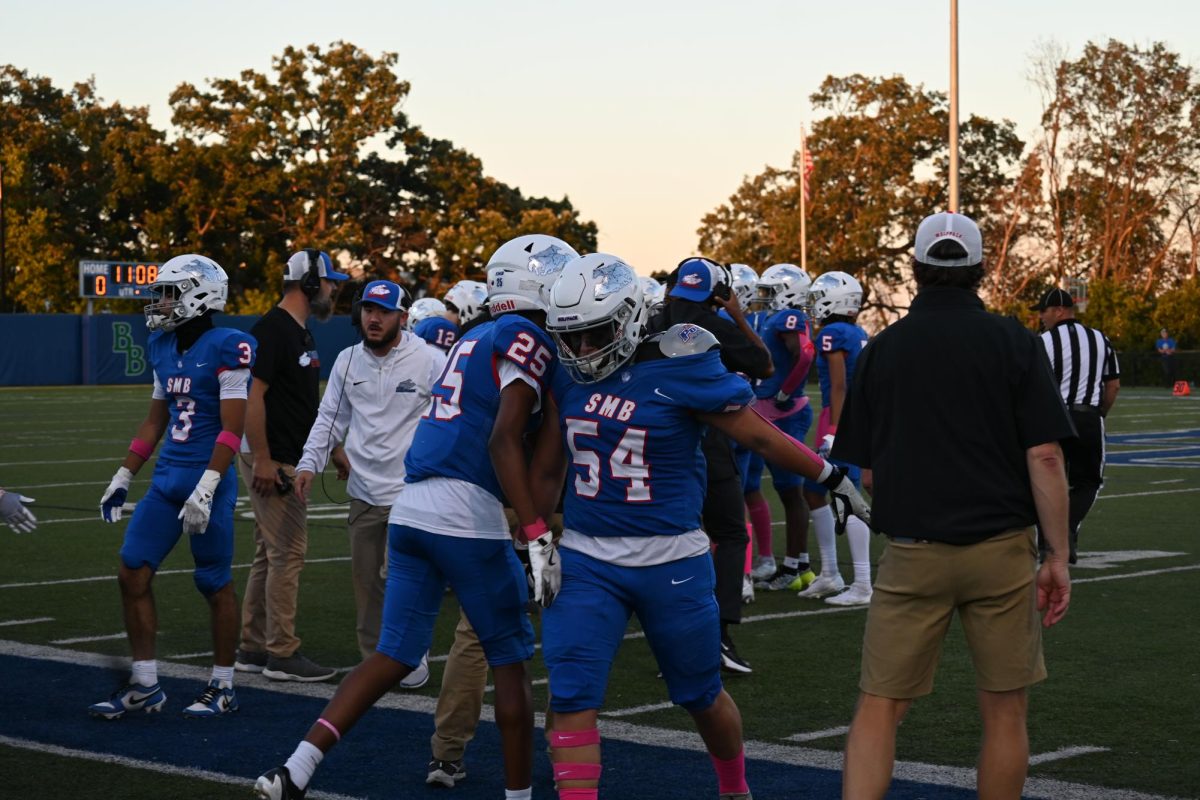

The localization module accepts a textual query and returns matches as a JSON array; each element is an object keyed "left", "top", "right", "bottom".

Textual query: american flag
[{"left": 801, "top": 149, "right": 815, "bottom": 202}]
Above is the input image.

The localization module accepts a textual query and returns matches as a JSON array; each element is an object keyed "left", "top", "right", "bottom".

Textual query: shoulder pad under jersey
[{"left": 658, "top": 323, "right": 721, "bottom": 358}]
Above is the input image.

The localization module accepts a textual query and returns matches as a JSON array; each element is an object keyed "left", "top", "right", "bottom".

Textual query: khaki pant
[
  {"left": 430, "top": 608, "right": 489, "bottom": 762},
  {"left": 238, "top": 454, "right": 308, "bottom": 658},
  {"left": 348, "top": 499, "right": 389, "bottom": 660}
]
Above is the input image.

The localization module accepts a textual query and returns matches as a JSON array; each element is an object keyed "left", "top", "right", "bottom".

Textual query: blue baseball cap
[
  {"left": 285, "top": 250, "right": 351, "bottom": 282},
  {"left": 360, "top": 280, "right": 407, "bottom": 312},
  {"left": 670, "top": 257, "right": 723, "bottom": 302}
]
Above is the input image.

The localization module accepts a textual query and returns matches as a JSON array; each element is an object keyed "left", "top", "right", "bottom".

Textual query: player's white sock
[
  {"left": 846, "top": 516, "right": 872, "bottom": 586},
  {"left": 505, "top": 789, "right": 533, "bottom": 800},
  {"left": 284, "top": 741, "right": 324, "bottom": 791},
  {"left": 811, "top": 505, "right": 838, "bottom": 577},
  {"left": 131, "top": 659, "right": 158, "bottom": 688},
  {"left": 211, "top": 664, "right": 234, "bottom": 688},
  {"left": 797, "top": 551, "right": 809, "bottom": 567},
  {"left": 782, "top": 556, "right": 799, "bottom": 571}
]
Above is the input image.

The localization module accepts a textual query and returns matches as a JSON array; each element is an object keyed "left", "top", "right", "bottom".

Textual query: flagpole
[
  {"left": 799, "top": 124, "right": 808, "bottom": 273},
  {"left": 949, "top": 0, "right": 959, "bottom": 212}
]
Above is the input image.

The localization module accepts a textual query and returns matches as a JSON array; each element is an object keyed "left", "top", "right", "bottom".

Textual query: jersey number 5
[{"left": 566, "top": 418, "right": 651, "bottom": 502}]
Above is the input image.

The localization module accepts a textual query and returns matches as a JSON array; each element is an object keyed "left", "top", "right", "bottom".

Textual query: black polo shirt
[
  {"left": 832, "top": 287, "right": 1075, "bottom": 544},
  {"left": 249, "top": 306, "right": 321, "bottom": 466}
]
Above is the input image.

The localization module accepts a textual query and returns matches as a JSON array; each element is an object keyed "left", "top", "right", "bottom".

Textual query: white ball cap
[{"left": 914, "top": 212, "right": 982, "bottom": 267}]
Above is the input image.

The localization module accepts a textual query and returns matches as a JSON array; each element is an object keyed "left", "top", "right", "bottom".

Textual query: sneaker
[
  {"left": 181, "top": 679, "right": 238, "bottom": 717},
  {"left": 719, "top": 635, "right": 752, "bottom": 674},
  {"left": 797, "top": 573, "right": 845, "bottom": 599},
  {"left": 235, "top": 648, "right": 268, "bottom": 673},
  {"left": 426, "top": 757, "right": 466, "bottom": 787},
  {"left": 741, "top": 574, "right": 755, "bottom": 604},
  {"left": 749, "top": 555, "right": 777, "bottom": 581},
  {"left": 254, "top": 765, "right": 306, "bottom": 800},
  {"left": 825, "top": 582, "right": 873, "bottom": 606},
  {"left": 88, "top": 682, "right": 166, "bottom": 719},
  {"left": 263, "top": 652, "right": 336, "bottom": 683},
  {"left": 762, "top": 568, "right": 814, "bottom": 592},
  {"left": 400, "top": 651, "right": 430, "bottom": 690}
]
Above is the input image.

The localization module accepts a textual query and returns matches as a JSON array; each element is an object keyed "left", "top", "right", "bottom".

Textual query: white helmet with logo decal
[
  {"left": 547, "top": 254, "right": 646, "bottom": 384},
  {"left": 144, "top": 254, "right": 228, "bottom": 331},
  {"left": 443, "top": 280, "right": 488, "bottom": 324},
  {"left": 808, "top": 271, "right": 863, "bottom": 322},
  {"left": 486, "top": 234, "right": 580, "bottom": 316},
  {"left": 406, "top": 297, "right": 447, "bottom": 331},
  {"left": 729, "top": 263, "right": 758, "bottom": 311},
  {"left": 757, "top": 263, "right": 812, "bottom": 312}
]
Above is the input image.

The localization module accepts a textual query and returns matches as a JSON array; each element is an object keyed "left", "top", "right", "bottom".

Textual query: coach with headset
[
  {"left": 294, "top": 280, "right": 446, "bottom": 667},
  {"left": 235, "top": 249, "right": 348, "bottom": 683}
]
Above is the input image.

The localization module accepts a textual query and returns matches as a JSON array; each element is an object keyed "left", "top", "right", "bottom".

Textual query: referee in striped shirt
[{"left": 1031, "top": 287, "right": 1121, "bottom": 563}]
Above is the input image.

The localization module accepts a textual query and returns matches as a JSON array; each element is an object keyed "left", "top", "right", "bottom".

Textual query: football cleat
[
  {"left": 761, "top": 568, "right": 814, "bottom": 592},
  {"left": 797, "top": 574, "right": 845, "bottom": 599},
  {"left": 399, "top": 651, "right": 430, "bottom": 690},
  {"left": 741, "top": 574, "right": 755, "bottom": 604},
  {"left": 825, "top": 582, "right": 873, "bottom": 606},
  {"left": 749, "top": 555, "right": 777, "bottom": 581},
  {"left": 254, "top": 765, "right": 306, "bottom": 800},
  {"left": 426, "top": 757, "right": 467, "bottom": 787},
  {"left": 719, "top": 635, "right": 752, "bottom": 675},
  {"left": 181, "top": 679, "right": 238, "bottom": 717},
  {"left": 88, "top": 682, "right": 167, "bottom": 719}
]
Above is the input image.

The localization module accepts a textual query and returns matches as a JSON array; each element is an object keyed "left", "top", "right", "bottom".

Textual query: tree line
[{"left": 697, "top": 39, "right": 1200, "bottom": 351}]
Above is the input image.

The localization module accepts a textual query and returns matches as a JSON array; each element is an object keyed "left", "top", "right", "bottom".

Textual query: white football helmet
[
  {"left": 729, "top": 264, "right": 758, "bottom": 311},
  {"left": 547, "top": 254, "right": 646, "bottom": 384},
  {"left": 444, "top": 280, "right": 488, "bottom": 324},
  {"left": 486, "top": 234, "right": 580, "bottom": 315},
  {"left": 639, "top": 276, "right": 666, "bottom": 314},
  {"left": 757, "top": 263, "right": 812, "bottom": 312},
  {"left": 808, "top": 271, "right": 864, "bottom": 322},
  {"left": 144, "top": 254, "right": 228, "bottom": 331},
  {"left": 406, "top": 297, "right": 447, "bottom": 331}
]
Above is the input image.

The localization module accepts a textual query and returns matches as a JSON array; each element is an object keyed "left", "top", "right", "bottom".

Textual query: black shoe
[
  {"left": 720, "top": 635, "right": 752, "bottom": 674},
  {"left": 254, "top": 765, "right": 306, "bottom": 799},
  {"left": 426, "top": 758, "right": 466, "bottom": 787}
]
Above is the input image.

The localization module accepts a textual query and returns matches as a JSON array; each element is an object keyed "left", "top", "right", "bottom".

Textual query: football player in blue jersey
[
  {"left": 253, "top": 234, "right": 579, "bottom": 800},
  {"left": 92, "top": 254, "right": 256, "bottom": 720},
  {"left": 409, "top": 297, "right": 460, "bottom": 352},
  {"left": 799, "top": 271, "right": 875, "bottom": 606},
  {"left": 531, "top": 254, "right": 870, "bottom": 800},
  {"left": 749, "top": 263, "right": 819, "bottom": 593}
]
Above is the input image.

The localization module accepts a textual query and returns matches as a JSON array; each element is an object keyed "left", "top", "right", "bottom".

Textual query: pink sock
[
  {"left": 559, "top": 790, "right": 599, "bottom": 799},
  {"left": 710, "top": 748, "right": 749, "bottom": 794},
  {"left": 744, "top": 532, "right": 754, "bottom": 573},
  {"left": 747, "top": 498, "right": 772, "bottom": 557}
]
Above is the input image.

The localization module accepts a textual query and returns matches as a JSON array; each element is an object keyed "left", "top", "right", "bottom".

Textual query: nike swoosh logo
[
  {"left": 353, "top": 380, "right": 368, "bottom": 386},
  {"left": 195, "top": 362, "right": 208, "bottom": 367},
  {"left": 653, "top": 388, "right": 675, "bottom": 401},
  {"left": 671, "top": 576, "right": 694, "bottom": 585}
]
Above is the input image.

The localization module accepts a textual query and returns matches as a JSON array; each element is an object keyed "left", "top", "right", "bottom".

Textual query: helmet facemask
[{"left": 553, "top": 298, "right": 640, "bottom": 384}]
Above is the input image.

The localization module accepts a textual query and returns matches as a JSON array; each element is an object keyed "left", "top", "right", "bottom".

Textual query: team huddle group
[{"left": 86, "top": 233, "right": 872, "bottom": 800}]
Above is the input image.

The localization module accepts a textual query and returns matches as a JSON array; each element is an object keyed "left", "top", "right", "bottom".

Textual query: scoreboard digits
[{"left": 78, "top": 261, "right": 163, "bottom": 299}]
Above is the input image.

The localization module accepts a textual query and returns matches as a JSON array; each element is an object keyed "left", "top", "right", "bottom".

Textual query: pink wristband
[
  {"left": 520, "top": 517, "right": 550, "bottom": 543},
  {"left": 129, "top": 438, "right": 154, "bottom": 460},
  {"left": 215, "top": 431, "right": 242, "bottom": 452},
  {"left": 316, "top": 717, "right": 341, "bottom": 742}
]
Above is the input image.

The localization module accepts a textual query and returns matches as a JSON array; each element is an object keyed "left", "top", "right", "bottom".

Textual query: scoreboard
[{"left": 79, "top": 261, "right": 162, "bottom": 299}]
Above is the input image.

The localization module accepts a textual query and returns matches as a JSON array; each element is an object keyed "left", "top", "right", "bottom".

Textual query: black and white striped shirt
[{"left": 1040, "top": 320, "right": 1120, "bottom": 408}]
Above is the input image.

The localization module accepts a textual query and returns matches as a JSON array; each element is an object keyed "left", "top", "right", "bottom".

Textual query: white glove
[
  {"left": 0, "top": 490, "right": 37, "bottom": 534},
  {"left": 819, "top": 465, "right": 871, "bottom": 534},
  {"left": 818, "top": 433, "right": 835, "bottom": 458},
  {"left": 100, "top": 467, "right": 135, "bottom": 523},
  {"left": 179, "top": 469, "right": 222, "bottom": 535},
  {"left": 525, "top": 523, "right": 561, "bottom": 608}
]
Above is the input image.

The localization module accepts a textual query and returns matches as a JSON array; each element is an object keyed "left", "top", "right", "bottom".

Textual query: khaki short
[{"left": 860, "top": 527, "right": 1045, "bottom": 699}]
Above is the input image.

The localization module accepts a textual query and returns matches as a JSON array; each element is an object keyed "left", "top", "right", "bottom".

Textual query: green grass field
[{"left": 0, "top": 385, "right": 1197, "bottom": 798}]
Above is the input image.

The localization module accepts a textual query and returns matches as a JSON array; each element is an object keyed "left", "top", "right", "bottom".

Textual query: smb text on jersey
[
  {"left": 551, "top": 346, "right": 754, "bottom": 541},
  {"left": 404, "top": 314, "right": 555, "bottom": 502}
]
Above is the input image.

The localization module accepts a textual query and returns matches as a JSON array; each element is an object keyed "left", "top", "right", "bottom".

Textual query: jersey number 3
[{"left": 566, "top": 418, "right": 651, "bottom": 502}]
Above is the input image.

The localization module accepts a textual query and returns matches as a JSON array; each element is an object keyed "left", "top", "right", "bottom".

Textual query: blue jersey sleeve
[
  {"left": 415, "top": 317, "right": 459, "bottom": 350},
  {"left": 215, "top": 330, "right": 257, "bottom": 373},
  {"left": 768, "top": 310, "right": 808, "bottom": 339},
  {"left": 491, "top": 315, "right": 557, "bottom": 387},
  {"left": 659, "top": 350, "right": 755, "bottom": 413}
]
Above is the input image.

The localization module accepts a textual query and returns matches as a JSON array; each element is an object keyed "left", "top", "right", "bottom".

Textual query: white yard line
[
  {"left": 0, "top": 555, "right": 351, "bottom": 590},
  {"left": 0, "top": 734, "right": 364, "bottom": 800},
  {"left": 1074, "top": 564, "right": 1200, "bottom": 585},
  {"left": 50, "top": 631, "right": 135, "bottom": 645},
  {"left": 1148, "top": 478, "right": 1186, "bottom": 485},
  {"left": 1029, "top": 745, "right": 1111, "bottom": 766},
  {"left": 0, "top": 639, "right": 1185, "bottom": 800},
  {"left": 785, "top": 725, "right": 850, "bottom": 743},
  {"left": 601, "top": 701, "right": 677, "bottom": 718},
  {"left": 1097, "top": 487, "right": 1200, "bottom": 499},
  {"left": 0, "top": 616, "right": 54, "bottom": 628},
  {"left": 165, "top": 650, "right": 214, "bottom": 660}
]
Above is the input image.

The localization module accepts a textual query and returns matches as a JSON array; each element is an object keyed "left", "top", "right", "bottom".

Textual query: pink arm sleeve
[{"left": 778, "top": 333, "right": 815, "bottom": 396}]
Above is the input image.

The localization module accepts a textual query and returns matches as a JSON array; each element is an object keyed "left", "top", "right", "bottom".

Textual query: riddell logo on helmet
[
  {"left": 681, "top": 273, "right": 704, "bottom": 287},
  {"left": 367, "top": 285, "right": 391, "bottom": 297},
  {"left": 490, "top": 299, "right": 516, "bottom": 313}
]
